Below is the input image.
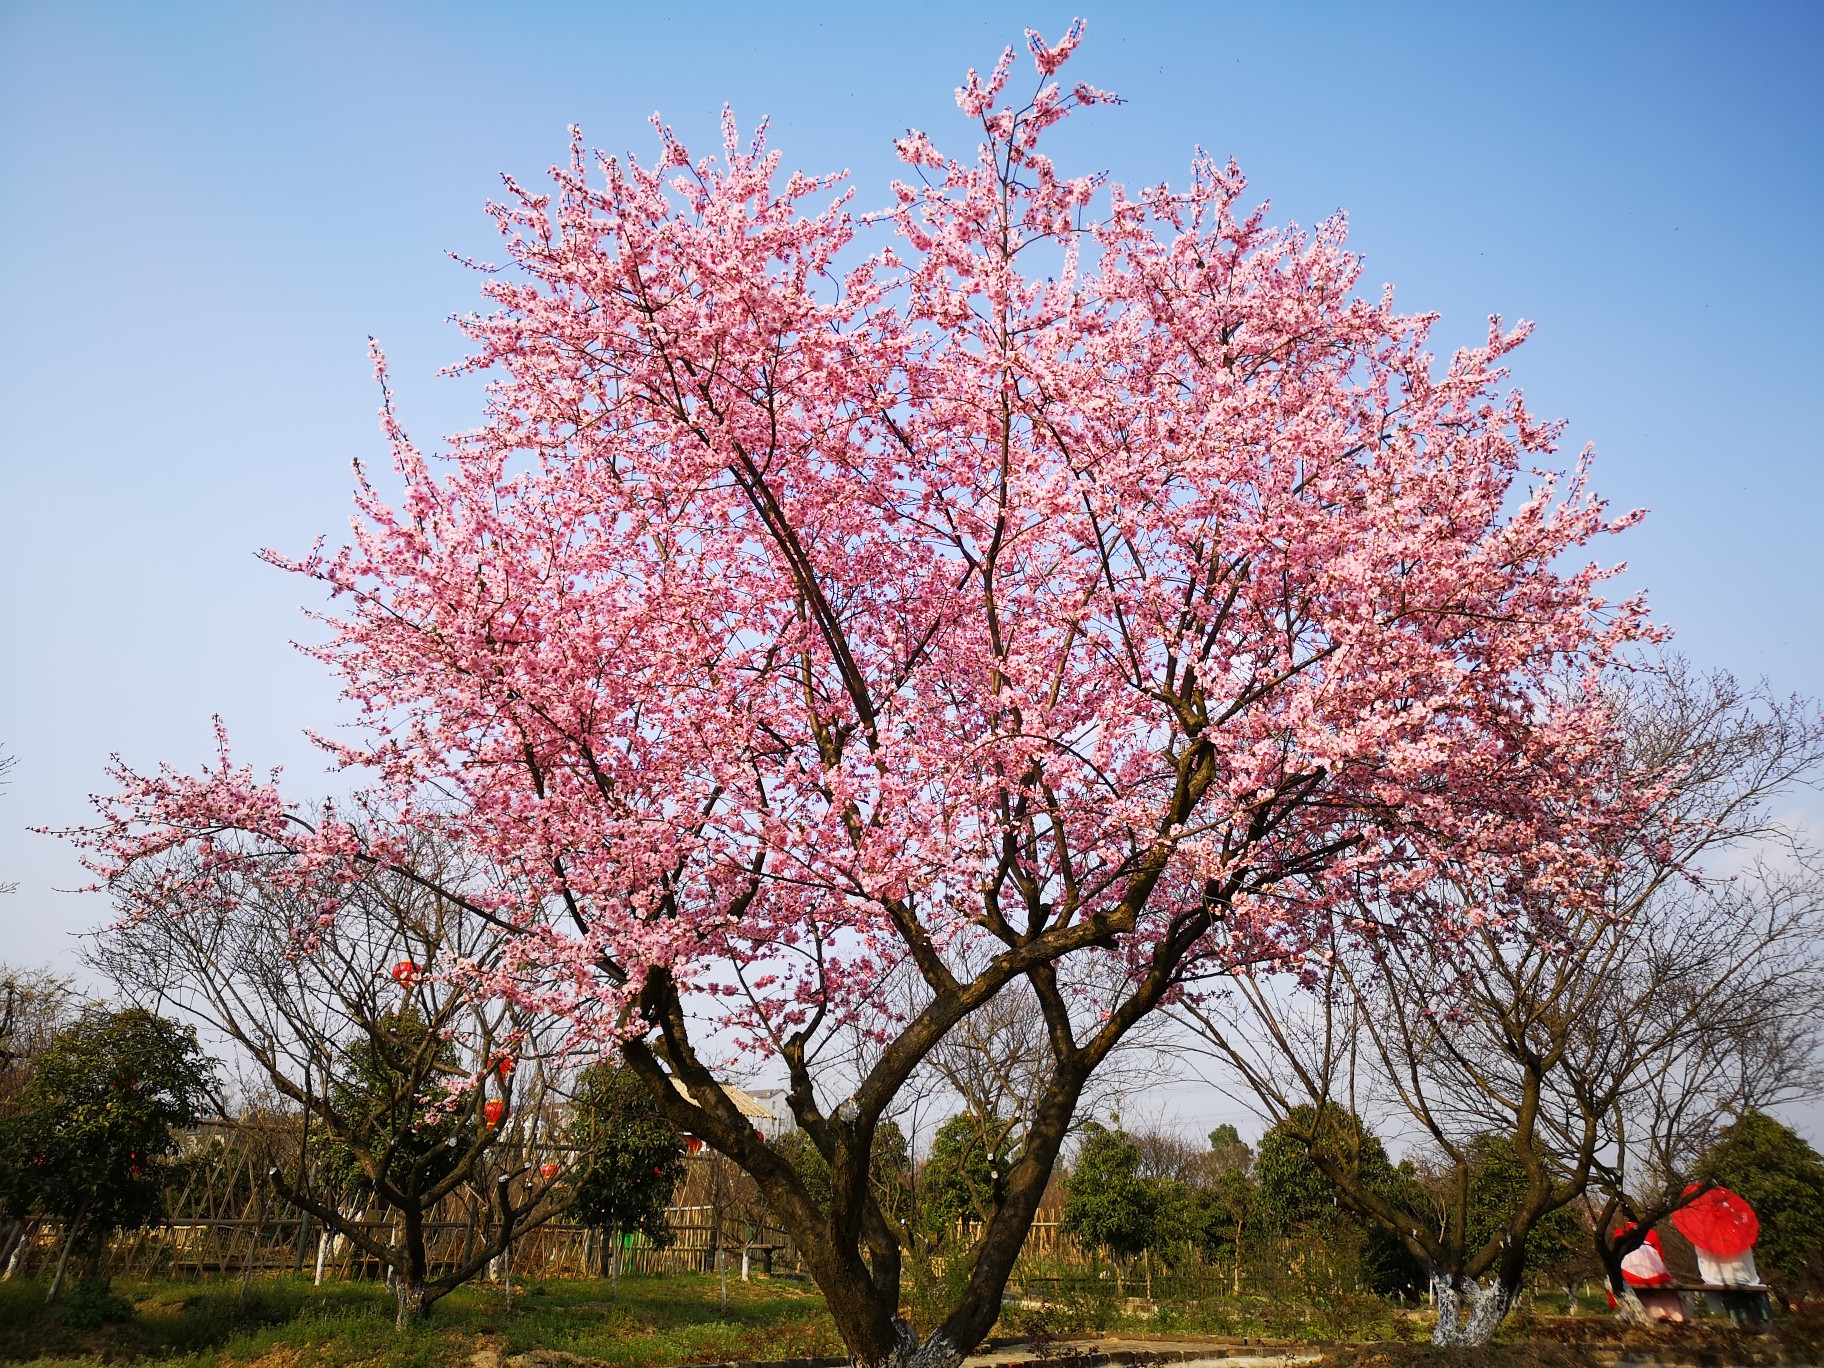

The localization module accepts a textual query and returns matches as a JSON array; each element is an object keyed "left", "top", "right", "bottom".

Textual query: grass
[
  {"left": 0, "top": 1273, "right": 845, "bottom": 1368},
  {"left": 7, "top": 1271, "right": 1816, "bottom": 1368}
]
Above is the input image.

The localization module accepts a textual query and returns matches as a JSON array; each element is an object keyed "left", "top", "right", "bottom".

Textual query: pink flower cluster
[{"left": 71, "top": 24, "right": 1661, "bottom": 1059}]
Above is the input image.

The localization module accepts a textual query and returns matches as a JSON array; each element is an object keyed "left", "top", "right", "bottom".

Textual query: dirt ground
[
  {"left": 1314, "top": 1311, "right": 1824, "bottom": 1367},
  {"left": 959, "top": 1315, "right": 1824, "bottom": 1368}
]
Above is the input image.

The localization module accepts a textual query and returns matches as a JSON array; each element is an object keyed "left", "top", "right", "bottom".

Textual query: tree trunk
[
  {"left": 2, "top": 1221, "right": 33, "bottom": 1282},
  {"left": 622, "top": 977, "right": 1112, "bottom": 1368},
  {"left": 1597, "top": 1247, "right": 1651, "bottom": 1324},
  {"left": 45, "top": 1215, "right": 83, "bottom": 1304},
  {"left": 394, "top": 1203, "right": 434, "bottom": 1325},
  {"left": 293, "top": 1213, "right": 312, "bottom": 1275},
  {"left": 240, "top": 1191, "right": 266, "bottom": 1308},
  {"left": 81, "top": 1227, "right": 106, "bottom": 1284},
  {"left": 394, "top": 1277, "right": 428, "bottom": 1329},
  {"left": 609, "top": 1221, "right": 621, "bottom": 1298},
  {"left": 1429, "top": 1270, "right": 1518, "bottom": 1347}
]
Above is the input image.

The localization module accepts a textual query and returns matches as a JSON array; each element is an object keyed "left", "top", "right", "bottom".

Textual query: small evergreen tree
[
  {"left": 1461, "top": 1134, "right": 1584, "bottom": 1285},
  {"left": 1061, "top": 1121, "right": 1159, "bottom": 1270},
  {"left": 1254, "top": 1105, "right": 1424, "bottom": 1296},
  {"left": 1704, "top": 1111, "right": 1824, "bottom": 1302},
  {"left": 319, "top": 1010, "right": 470, "bottom": 1195},
  {"left": 0, "top": 1007, "right": 215, "bottom": 1300},
  {"left": 568, "top": 1062, "right": 687, "bottom": 1291},
  {"left": 1138, "top": 1128, "right": 1254, "bottom": 1274},
  {"left": 918, "top": 1113, "right": 1012, "bottom": 1237}
]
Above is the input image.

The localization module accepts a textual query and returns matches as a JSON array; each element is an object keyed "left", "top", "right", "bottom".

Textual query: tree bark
[
  {"left": 45, "top": 1216, "right": 82, "bottom": 1304},
  {"left": 1, "top": 1221, "right": 36, "bottom": 1282},
  {"left": 1429, "top": 1270, "right": 1519, "bottom": 1347},
  {"left": 394, "top": 1277, "right": 428, "bottom": 1329},
  {"left": 239, "top": 1188, "right": 266, "bottom": 1308}
]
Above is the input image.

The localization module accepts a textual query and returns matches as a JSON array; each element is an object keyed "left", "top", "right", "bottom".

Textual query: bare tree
[
  {"left": 0, "top": 746, "right": 18, "bottom": 897},
  {"left": 1573, "top": 867, "right": 1824, "bottom": 1314},
  {"left": 89, "top": 829, "right": 576, "bottom": 1327},
  {"left": 1176, "top": 662, "right": 1824, "bottom": 1345},
  {"left": 0, "top": 964, "right": 76, "bottom": 1100},
  {"left": 919, "top": 968, "right": 1171, "bottom": 1148},
  {"left": 1551, "top": 663, "right": 1824, "bottom": 1312}
]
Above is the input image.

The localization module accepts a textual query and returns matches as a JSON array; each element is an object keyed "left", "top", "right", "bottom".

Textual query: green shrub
[{"left": 58, "top": 1276, "right": 135, "bottom": 1327}]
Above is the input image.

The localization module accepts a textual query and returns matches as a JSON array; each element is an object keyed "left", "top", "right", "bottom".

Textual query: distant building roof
[{"left": 668, "top": 1075, "right": 779, "bottom": 1123}]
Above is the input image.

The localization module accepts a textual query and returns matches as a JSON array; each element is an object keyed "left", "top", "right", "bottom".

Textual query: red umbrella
[{"left": 1671, "top": 1185, "right": 1759, "bottom": 1257}]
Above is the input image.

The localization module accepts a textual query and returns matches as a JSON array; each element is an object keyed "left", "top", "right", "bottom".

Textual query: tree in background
[
  {"left": 1123, "top": 1123, "right": 1254, "bottom": 1274},
  {"left": 1578, "top": 864, "right": 1824, "bottom": 1316},
  {"left": 1181, "top": 662, "right": 1824, "bottom": 1344},
  {"left": 0, "top": 966, "right": 75, "bottom": 1107},
  {"left": 1252, "top": 1106, "right": 1422, "bottom": 1299},
  {"left": 0, "top": 1008, "right": 215, "bottom": 1301},
  {"left": 1456, "top": 1135, "right": 1585, "bottom": 1293},
  {"left": 1165, "top": 1128, "right": 1257, "bottom": 1292},
  {"left": 1703, "top": 1111, "right": 1824, "bottom": 1305},
  {"left": 0, "top": 747, "right": 16, "bottom": 896},
  {"left": 75, "top": 24, "right": 1665, "bottom": 1367},
  {"left": 568, "top": 1061, "right": 687, "bottom": 1292},
  {"left": 1061, "top": 1122, "right": 1157, "bottom": 1281},
  {"left": 918, "top": 1115, "right": 1014, "bottom": 1243},
  {"left": 0, "top": 965, "right": 78, "bottom": 1277},
  {"left": 319, "top": 1012, "right": 469, "bottom": 1189},
  {"left": 89, "top": 834, "right": 572, "bottom": 1328}
]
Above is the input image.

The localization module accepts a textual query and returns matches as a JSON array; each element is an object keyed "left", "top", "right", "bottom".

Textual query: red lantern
[
  {"left": 495, "top": 1055, "right": 515, "bottom": 1078},
  {"left": 390, "top": 960, "right": 419, "bottom": 987},
  {"left": 687, "top": 1137, "right": 703, "bottom": 1155},
  {"left": 1672, "top": 1185, "right": 1759, "bottom": 1257},
  {"left": 539, "top": 1162, "right": 560, "bottom": 1180},
  {"left": 484, "top": 1099, "right": 504, "bottom": 1128}
]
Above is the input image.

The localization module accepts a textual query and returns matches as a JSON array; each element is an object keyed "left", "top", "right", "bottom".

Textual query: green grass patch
[{"left": 0, "top": 1273, "right": 842, "bottom": 1368}]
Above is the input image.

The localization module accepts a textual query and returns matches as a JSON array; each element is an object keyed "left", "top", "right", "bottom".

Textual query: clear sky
[{"left": 2, "top": 1, "right": 1821, "bottom": 1136}]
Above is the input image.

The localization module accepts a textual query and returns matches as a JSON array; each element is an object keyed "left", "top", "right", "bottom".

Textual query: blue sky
[{"left": 2, "top": 1, "right": 1821, "bottom": 1133}]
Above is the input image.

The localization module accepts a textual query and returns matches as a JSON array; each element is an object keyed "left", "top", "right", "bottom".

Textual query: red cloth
[{"left": 1617, "top": 1225, "right": 1675, "bottom": 1287}]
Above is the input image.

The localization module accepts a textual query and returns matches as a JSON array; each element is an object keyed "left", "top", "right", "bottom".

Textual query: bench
[{"left": 1681, "top": 1282, "right": 1773, "bottom": 1324}]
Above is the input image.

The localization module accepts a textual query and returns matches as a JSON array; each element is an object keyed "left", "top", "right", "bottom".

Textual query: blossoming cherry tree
[{"left": 79, "top": 24, "right": 1657, "bottom": 1366}]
